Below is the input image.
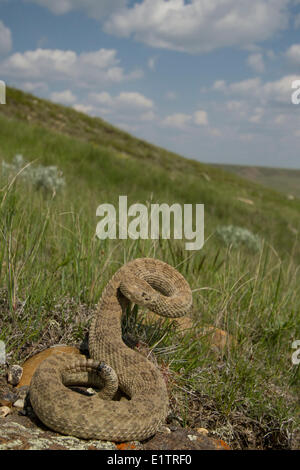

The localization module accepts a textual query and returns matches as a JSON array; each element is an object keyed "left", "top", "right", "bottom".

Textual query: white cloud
[
  {"left": 162, "top": 113, "right": 192, "bottom": 129},
  {"left": 263, "top": 75, "right": 300, "bottom": 103},
  {"left": 116, "top": 122, "right": 138, "bottom": 133},
  {"left": 0, "top": 49, "right": 77, "bottom": 79},
  {"left": 247, "top": 53, "right": 265, "bottom": 73},
  {"left": 79, "top": 49, "right": 120, "bottom": 68},
  {"left": 227, "top": 78, "right": 262, "bottom": 96},
  {"left": 0, "top": 48, "right": 143, "bottom": 86},
  {"left": 91, "top": 91, "right": 112, "bottom": 106},
  {"left": 210, "top": 72, "right": 300, "bottom": 155},
  {"left": 72, "top": 103, "right": 94, "bottom": 115},
  {"left": 213, "top": 80, "right": 226, "bottom": 91},
  {"left": 286, "top": 44, "right": 300, "bottom": 64},
  {"left": 104, "top": 0, "right": 290, "bottom": 54},
  {"left": 115, "top": 92, "right": 153, "bottom": 109},
  {"left": 84, "top": 90, "right": 155, "bottom": 123},
  {"left": 90, "top": 91, "right": 154, "bottom": 110},
  {"left": 24, "top": 0, "right": 127, "bottom": 18},
  {"left": 0, "top": 20, "right": 12, "bottom": 55},
  {"left": 162, "top": 109, "right": 209, "bottom": 129},
  {"left": 226, "top": 100, "right": 247, "bottom": 116},
  {"left": 214, "top": 75, "right": 299, "bottom": 104},
  {"left": 194, "top": 110, "right": 208, "bottom": 126},
  {"left": 22, "top": 81, "right": 49, "bottom": 92},
  {"left": 50, "top": 89, "right": 77, "bottom": 104}
]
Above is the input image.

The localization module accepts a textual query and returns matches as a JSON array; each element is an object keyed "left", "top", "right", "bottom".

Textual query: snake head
[{"left": 119, "top": 278, "right": 158, "bottom": 308}]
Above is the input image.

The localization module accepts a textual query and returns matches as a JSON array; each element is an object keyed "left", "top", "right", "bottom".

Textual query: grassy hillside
[
  {"left": 0, "top": 86, "right": 299, "bottom": 449},
  {"left": 212, "top": 163, "right": 300, "bottom": 200}
]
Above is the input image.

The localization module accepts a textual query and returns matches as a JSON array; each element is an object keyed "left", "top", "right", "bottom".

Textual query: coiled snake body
[{"left": 29, "top": 258, "right": 193, "bottom": 441}]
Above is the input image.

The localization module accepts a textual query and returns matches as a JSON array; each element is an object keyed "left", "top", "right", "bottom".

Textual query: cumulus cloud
[
  {"left": 72, "top": 103, "right": 94, "bottom": 115},
  {"left": 262, "top": 75, "right": 300, "bottom": 103},
  {"left": 213, "top": 75, "right": 299, "bottom": 104},
  {"left": 0, "top": 48, "right": 143, "bottom": 87},
  {"left": 225, "top": 78, "right": 262, "bottom": 96},
  {"left": 50, "top": 89, "right": 77, "bottom": 104},
  {"left": 226, "top": 100, "right": 248, "bottom": 116},
  {"left": 76, "top": 90, "right": 156, "bottom": 124},
  {"left": 194, "top": 110, "right": 208, "bottom": 126},
  {"left": 22, "top": 81, "right": 49, "bottom": 92},
  {"left": 24, "top": 0, "right": 128, "bottom": 18},
  {"left": 103, "top": 0, "right": 290, "bottom": 54},
  {"left": 286, "top": 44, "right": 300, "bottom": 64},
  {"left": 89, "top": 91, "right": 154, "bottom": 110},
  {"left": 210, "top": 72, "right": 300, "bottom": 154},
  {"left": 162, "top": 113, "right": 192, "bottom": 129},
  {"left": 162, "top": 109, "right": 209, "bottom": 130},
  {"left": 0, "top": 20, "right": 12, "bottom": 55}
]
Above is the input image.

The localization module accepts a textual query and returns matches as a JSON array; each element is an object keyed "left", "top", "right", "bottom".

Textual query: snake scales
[{"left": 29, "top": 258, "right": 193, "bottom": 441}]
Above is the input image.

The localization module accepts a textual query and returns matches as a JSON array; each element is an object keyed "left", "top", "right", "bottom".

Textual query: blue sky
[{"left": 1, "top": 0, "right": 300, "bottom": 168}]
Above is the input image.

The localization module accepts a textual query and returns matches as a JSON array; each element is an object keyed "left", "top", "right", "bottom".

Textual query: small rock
[
  {"left": 157, "top": 425, "right": 171, "bottom": 434},
  {"left": 7, "top": 365, "right": 23, "bottom": 386},
  {"left": 16, "top": 386, "right": 29, "bottom": 401},
  {"left": 142, "top": 427, "right": 230, "bottom": 450},
  {"left": 0, "top": 390, "right": 18, "bottom": 407},
  {"left": 16, "top": 346, "right": 82, "bottom": 388},
  {"left": 0, "top": 406, "right": 12, "bottom": 418},
  {"left": 198, "top": 326, "right": 235, "bottom": 355},
  {"left": 236, "top": 197, "right": 254, "bottom": 206},
  {"left": 196, "top": 428, "right": 209, "bottom": 436},
  {"left": 13, "top": 399, "right": 25, "bottom": 409}
]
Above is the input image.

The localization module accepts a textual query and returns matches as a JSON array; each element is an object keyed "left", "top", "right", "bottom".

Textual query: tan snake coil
[{"left": 29, "top": 258, "right": 193, "bottom": 441}]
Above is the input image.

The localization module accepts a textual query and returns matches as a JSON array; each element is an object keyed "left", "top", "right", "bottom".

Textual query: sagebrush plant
[
  {"left": 2, "top": 153, "right": 65, "bottom": 195},
  {"left": 216, "top": 225, "right": 262, "bottom": 252},
  {"left": 0, "top": 88, "right": 299, "bottom": 449}
]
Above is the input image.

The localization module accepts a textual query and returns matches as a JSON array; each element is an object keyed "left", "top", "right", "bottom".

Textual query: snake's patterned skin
[{"left": 29, "top": 258, "right": 193, "bottom": 441}]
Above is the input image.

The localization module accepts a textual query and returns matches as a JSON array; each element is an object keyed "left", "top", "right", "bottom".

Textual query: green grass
[{"left": 0, "top": 86, "right": 299, "bottom": 449}]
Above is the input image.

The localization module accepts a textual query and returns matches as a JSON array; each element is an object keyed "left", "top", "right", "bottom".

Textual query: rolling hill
[
  {"left": 0, "top": 86, "right": 299, "bottom": 449},
  {"left": 212, "top": 163, "right": 300, "bottom": 200}
]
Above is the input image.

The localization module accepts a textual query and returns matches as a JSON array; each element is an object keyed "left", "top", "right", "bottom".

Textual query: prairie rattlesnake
[{"left": 29, "top": 258, "right": 193, "bottom": 441}]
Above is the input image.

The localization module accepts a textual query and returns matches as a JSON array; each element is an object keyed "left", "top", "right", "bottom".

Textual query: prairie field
[{"left": 0, "top": 87, "right": 299, "bottom": 449}]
